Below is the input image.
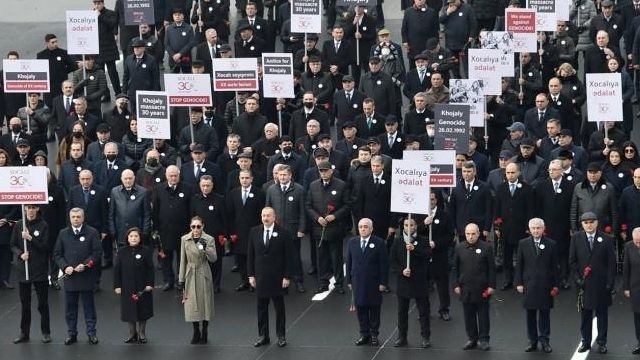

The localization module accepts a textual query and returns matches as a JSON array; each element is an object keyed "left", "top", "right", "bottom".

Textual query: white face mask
[{"left": 427, "top": 129, "right": 435, "bottom": 137}]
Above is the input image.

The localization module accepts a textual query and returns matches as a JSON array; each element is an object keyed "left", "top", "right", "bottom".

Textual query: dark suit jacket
[
  {"left": 402, "top": 68, "right": 431, "bottom": 101},
  {"left": 583, "top": 44, "right": 621, "bottom": 75},
  {"left": 92, "top": 159, "right": 127, "bottom": 191},
  {"left": 449, "top": 179, "right": 493, "bottom": 234},
  {"left": 453, "top": 240, "right": 496, "bottom": 303},
  {"left": 321, "top": 38, "right": 353, "bottom": 74},
  {"left": 569, "top": 230, "right": 616, "bottom": 309},
  {"left": 345, "top": 235, "right": 389, "bottom": 306},
  {"left": 494, "top": 181, "right": 534, "bottom": 244},
  {"left": 67, "top": 184, "right": 109, "bottom": 234},
  {"left": 523, "top": 106, "right": 560, "bottom": 141},
  {"left": 533, "top": 177, "right": 575, "bottom": 245},
  {"left": 121, "top": 53, "right": 161, "bottom": 95},
  {"left": 50, "top": 94, "right": 76, "bottom": 133},
  {"left": 247, "top": 224, "right": 292, "bottom": 298},
  {"left": 234, "top": 36, "right": 266, "bottom": 58},
  {"left": 404, "top": 109, "right": 431, "bottom": 135},
  {"left": 354, "top": 112, "right": 386, "bottom": 139},
  {"left": 353, "top": 172, "right": 394, "bottom": 237},
  {"left": 193, "top": 41, "right": 224, "bottom": 74},
  {"left": 0, "top": 132, "right": 31, "bottom": 160},
  {"left": 378, "top": 132, "right": 406, "bottom": 159},
  {"left": 622, "top": 241, "right": 640, "bottom": 313},
  {"left": 53, "top": 225, "right": 102, "bottom": 292},
  {"left": 390, "top": 233, "right": 430, "bottom": 298},
  {"left": 515, "top": 236, "right": 559, "bottom": 309},
  {"left": 289, "top": 107, "right": 330, "bottom": 141},
  {"left": 225, "top": 185, "right": 265, "bottom": 255},
  {"left": 332, "top": 89, "right": 366, "bottom": 128},
  {"left": 180, "top": 160, "right": 222, "bottom": 191}
]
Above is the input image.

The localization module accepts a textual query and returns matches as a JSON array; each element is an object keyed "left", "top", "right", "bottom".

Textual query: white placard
[
  {"left": 479, "top": 31, "right": 515, "bottom": 72},
  {"left": 403, "top": 150, "right": 456, "bottom": 187},
  {"left": 137, "top": 91, "right": 171, "bottom": 139},
  {"left": 66, "top": 10, "right": 100, "bottom": 55},
  {"left": 449, "top": 79, "right": 486, "bottom": 127},
  {"left": 586, "top": 73, "right": 623, "bottom": 123},
  {"left": 527, "top": 0, "right": 557, "bottom": 32},
  {"left": 211, "top": 57, "right": 259, "bottom": 92},
  {"left": 163, "top": 73, "right": 213, "bottom": 106},
  {"left": 390, "top": 160, "right": 430, "bottom": 215},
  {"left": 2, "top": 59, "right": 50, "bottom": 93},
  {"left": 0, "top": 167, "right": 49, "bottom": 205},
  {"left": 467, "top": 49, "right": 502, "bottom": 95},
  {"left": 505, "top": 8, "right": 537, "bottom": 53},
  {"left": 290, "top": 0, "right": 322, "bottom": 33},
  {"left": 556, "top": 0, "right": 570, "bottom": 21},
  {"left": 262, "top": 53, "right": 295, "bottom": 98}
]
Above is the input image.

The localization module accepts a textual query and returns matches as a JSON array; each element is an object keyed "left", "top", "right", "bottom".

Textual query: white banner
[
  {"left": 211, "top": 57, "right": 259, "bottom": 92},
  {"left": 163, "top": 73, "right": 213, "bottom": 106},
  {"left": 403, "top": 150, "right": 456, "bottom": 188},
  {"left": 479, "top": 31, "right": 515, "bottom": 73},
  {"left": 527, "top": 0, "right": 557, "bottom": 32},
  {"left": 449, "top": 79, "right": 485, "bottom": 127},
  {"left": 290, "top": 0, "right": 322, "bottom": 33},
  {"left": 136, "top": 91, "right": 171, "bottom": 139},
  {"left": 2, "top": 59, "right": 50, "bottom": 93},
  {"left": 505, "top": 8, "right": 537, "bottom": 53},
  {"left": 467, "top": 49, "right": 503, "bottom": 95},
  {"left": 586, "top": 73, "right": 623, "bottom": 123},
  {"left": 556, "top": 0, "right": 570, "bottom": 21},
  {"left": 0, "top": 167, "right": 49, "bottom": 205},
  {"left": 262, "top": 53, "right": 295, "bottom": 98},
  {"left": 66, "top": 10, "right": 100, "bottom": 55},
  {"left": 390, "top": 160, "right": 430, "bottom": 215}
]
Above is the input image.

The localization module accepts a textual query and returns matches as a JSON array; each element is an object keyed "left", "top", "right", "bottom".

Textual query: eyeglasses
[
  {"left": 625, "top": 149, "right": 636, "bottom": 153},
  {"left": 190, "top": 225, "right": 202, "bottom": 229}
]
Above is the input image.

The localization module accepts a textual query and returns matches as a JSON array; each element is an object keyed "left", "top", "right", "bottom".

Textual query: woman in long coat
[
  {"left": 179, "top": 216, "right": 217, "bottom": 344},
  {"left": 113, "top": 227, "right": 154, "bottom": 343}
]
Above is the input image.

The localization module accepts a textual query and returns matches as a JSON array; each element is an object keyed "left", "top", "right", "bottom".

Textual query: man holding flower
[{"left": 569, "top": 211, "right": 616, "bottom": 354}]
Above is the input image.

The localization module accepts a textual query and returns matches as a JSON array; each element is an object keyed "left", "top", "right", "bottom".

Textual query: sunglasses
[
  {"left": 190, "top": 225, "right": 202, "bottom": 229},
  {"left": 625, "top": 149, "right": 636, "bottom": 153}
]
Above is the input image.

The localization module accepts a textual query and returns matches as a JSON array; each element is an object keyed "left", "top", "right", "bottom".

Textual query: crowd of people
[{"left": 1, "top": 0, "right": 640, "bottom": 355}]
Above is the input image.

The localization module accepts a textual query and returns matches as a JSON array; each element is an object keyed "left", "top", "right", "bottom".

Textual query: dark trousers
[
  {"left": 462, "top": 301, "right": 490, "bottom": 342},
  {"left": 292, "top": 237, "right": 303, "bottom": 283},
  {"left": 356, "top": 305, "right": 381, "bottom": 337},
  {"left": 236, "top": 254, "right": 248, "bottom": 284},
  {"left": 257, "top": 296, "right": 285, "bottom": 338},
  {"left": 309, "top": 237, "right": 317, "bottom": 270},
  {"left": 65, "top": 290, "right": 97, "bottom": 337},
  {"left": 0, "top": 244, "right": 12, "bottom": 282},
  {"left": 98, "top": 60, "right": 121, "bottom": 95},
  {"left": 318, "top": 239, "right": 344, "bottom": 287},
  {"left": 49, "top": 255, "right": 59, "bottom": 284},
  {"left": 161, "top": 247, "right": 181, "bottom": 285},
  {"left": 431, "top": 271, "right": 451, "bottom": 313},
  {"left": 502, "top": 242, "right": 518, "bottom": 283},
  {"left": 102, "top": 234, "right": 113, "bottom": 262},
  {"left": 397, "top": 296, "right": 430, "bottom": 338},
  {"left": 580, "top": 307, "right": 608, "bottom": 345},
  {"left": 634, "top": 312, "right": 640, "bottom": 343},
  {"left": 19, "top": 281, "right": 50, "bottom": 336},
  {"left": 209, "top": 242, "right": 224, "bottom": 290},
  {"left": 558, "top": 241, "right": 570, "bottom": 282},
  {"left": 526, "top": 309, "right": 550, "bottom": 344}
]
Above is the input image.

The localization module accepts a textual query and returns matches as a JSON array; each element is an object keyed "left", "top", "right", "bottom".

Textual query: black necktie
[
  {"left": 538, "top": 112, "right": 544, "bottom": 122},
  {"left": 108, "top": 163, "right": 113, "bottom": 170},
  {"left": 265, "top": 229, "right": 270, "bottom": 246},
  {"left": 65, "top": 97, "right": 71, "bottom": 112},
  {"left": 83, "top": 188, "right": 90, "bottom": 204}
]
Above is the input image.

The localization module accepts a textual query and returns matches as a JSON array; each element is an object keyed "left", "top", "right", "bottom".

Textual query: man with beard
[{"left": 289, "top": 92, "right": 330, "bottom": 141}]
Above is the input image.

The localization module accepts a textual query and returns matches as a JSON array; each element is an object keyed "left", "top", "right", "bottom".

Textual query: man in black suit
[
  {"left": 404, "top": 92, "right": 431, "bottom": 135},
  {"left": 354, "top": 98, "right": 386, "bottom": 139},
  {"left": 534, "top": 159, "right": 575, "bottom": 289},
  {"left": 449, "top": 161, "right": 493, "bottom": 241},
  {"left": 36, "top": 33, "right": 77, "bottom": 107},
  {"left": 180, "top": 144, "right": 223, "bottom": 191},
  {"left": 622, "top": 228, "right": 640, "bottom": 355},
  {"left": 321, "top": 25, "right": 353, "bottom": 82},
  {"left": 515, "top": 218, "right": 559, "bottom": 353},
  {"left": 49, "top": 81, "right": 76, "bottom": 141},
  {"left": 454, "top": 223, "right": 496, "bottom": 351},
  {"left": 353, "top": 156, "right": 395, "bottom": 241},
  {"left": 92, "top": 142, "right": 128, "bottom": 191},
  {"left": 547, "top": 77, "right": 575, "bottom": 137},
  {"left": 583, "top": 30, "right": 621, "bottom": 75},
  {"left": 247, "top": 207, "right": 292, "bottom": 347},
  {"left": 235, "top": 2, "right": 272, "bottom": 50},
  {"left": 378, "top": 115, "right": 405, "bottom": 159},
  {"left": 227, "top": 169, "right": 266, "bottom": 292},
  {"left": 61, "top": 98, "right": 100, "bottom": 142},
  {"left": 234, "top": 23, "right": 266, "bottom": 58},
  {"left": 569, "top": 211, "right": 616, "bottom": 354},
  {"left": 59, "top": 142, "right": 94, "bottom": 195},
  {"left": 332, "top": 75, "right": 365, "bottom": 137},
  {"left": 193, "top": 28, "right": 224, "bottom": 74},
  {"left": 403, "top": 53, "right": 431, "bottom": 102},
  {"left": 335, "top": 121, "right": 366, "bottom": 160},
  {"left": 0, "top": 117, "right": 31, "bottom": 160},
  {"left": 288, "top": 91, "right": 331, "bottom": 141},
  {"left": 523, "top": 93, "right": 560, "bottom": 142},
  {"left": 494, "top": 163, "right": 535, "bottom": 290},
  {"left": 121, "top": 39, "right": 160, "bottom": 110},
  {"left": 346, "top": 218, "right": 389, "bottom": 347}
]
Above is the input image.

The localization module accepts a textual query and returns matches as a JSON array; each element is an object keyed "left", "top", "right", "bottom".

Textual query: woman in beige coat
[{"left": 179, "top": 216, "right": 217, "bottom": 344}]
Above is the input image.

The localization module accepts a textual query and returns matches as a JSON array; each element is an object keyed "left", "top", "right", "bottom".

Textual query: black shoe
[
  {"left": 13, "top": 334, "right": 29, "bottom": 344},
  {"left": 598, "top": 344, "right": 607, "bottom": 354},
  {"left": 500, "top": 282, "right": 513, "bottom": 291},
  {"left": 355, "top": 336, "right": 370, "bottom": 346},
  {"left": 1, "top": 280, "right": 14, "bottom": 289},
  {"left": 235, "top": 283, "right": 250, "bottom": 291},
  {"left": 632, "top": 344, "right": 640, "bottom": 354},
  {"left": 254, "top": 336, "right": 270, "bottom": 347},
  {"left": 577, "top": 343, "right": 590, "bottom": 353},
  {"left": 393, "top": 337, "right": 407, "bottom": 347},
  {"left": 190, "top": 329, "right": 201, "bottom": 344},
  {"left": 230, "top": 265, "right": 239, "bottom": 273},
  {"left": 161, "top": 283, "right": 174, "bottom": 291},
  {"left": 88, "top": 336, "right": 99, "bottom": 345},
  {"left": 41, "top": 334, "right": 51, "bottom": 343},
  {"left": 200, "top": 329, "right": 208, "bottom": 344},
  {"left": 524, "top": 343, "right": 537, "bottom": 352},
  {"left": 101, "top": 261, "right": 113, "bottom": 269},
  {"left": 371, "top": 336, "right": 379, "bottom": 346},
  {"left": 138, "top": 337, "right": 147, "bottom": 344},
  {"left": 421, "top": 337, "right": 431, "bottom": 348},
  {"left": 440, "top": 311, "right": 451, "bottom": 321},
  {"left": 124, "top": 334, "right": 138, "bottom": 343},
  {"left": 541, "top": 343, "right": 552, "bottom": 353},
  {"left": 315, "top": 285, "right": 329, "bottom": 293},
  {"left": 463, "top": 340, "right": 477, "bottom": 350},
  {"left": 478, "top": 341, "right": 490, "bottom": 351},
  {"left": 307, "top": 267, "right": 317, "bottom": 275},
  {"left": 296, "top": 282, "right": 306, "bottom": 293},
  {"left": 64, "top": 336, "right": 77, "bottom": 345},
  {"left": 335, "top": 286, "right": 345, "bottom": 294},
  {"left": 277, "top": 337, "right": 287, "bottom": 347}
]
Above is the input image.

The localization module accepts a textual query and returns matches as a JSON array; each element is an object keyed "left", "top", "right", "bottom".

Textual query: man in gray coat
[
  {"left": 265, "top": 164, "right": 307, "bottom": 293},
  {"left": 570, "top": 162, "right": 618, "bottom": 233},
  {"left": 108, "top": 169, "right": 152, "bottom": 247}
]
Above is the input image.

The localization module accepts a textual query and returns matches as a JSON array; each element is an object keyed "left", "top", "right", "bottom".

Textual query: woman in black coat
[
  {"left": 601, "top": 148, "right": 633, "bottom": 197},
  {"left": 113, "top": 227, "right": 155, "bottom": 343},
  {"left": 622, "top": 141, "right": 640, "bottom": 170}
]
